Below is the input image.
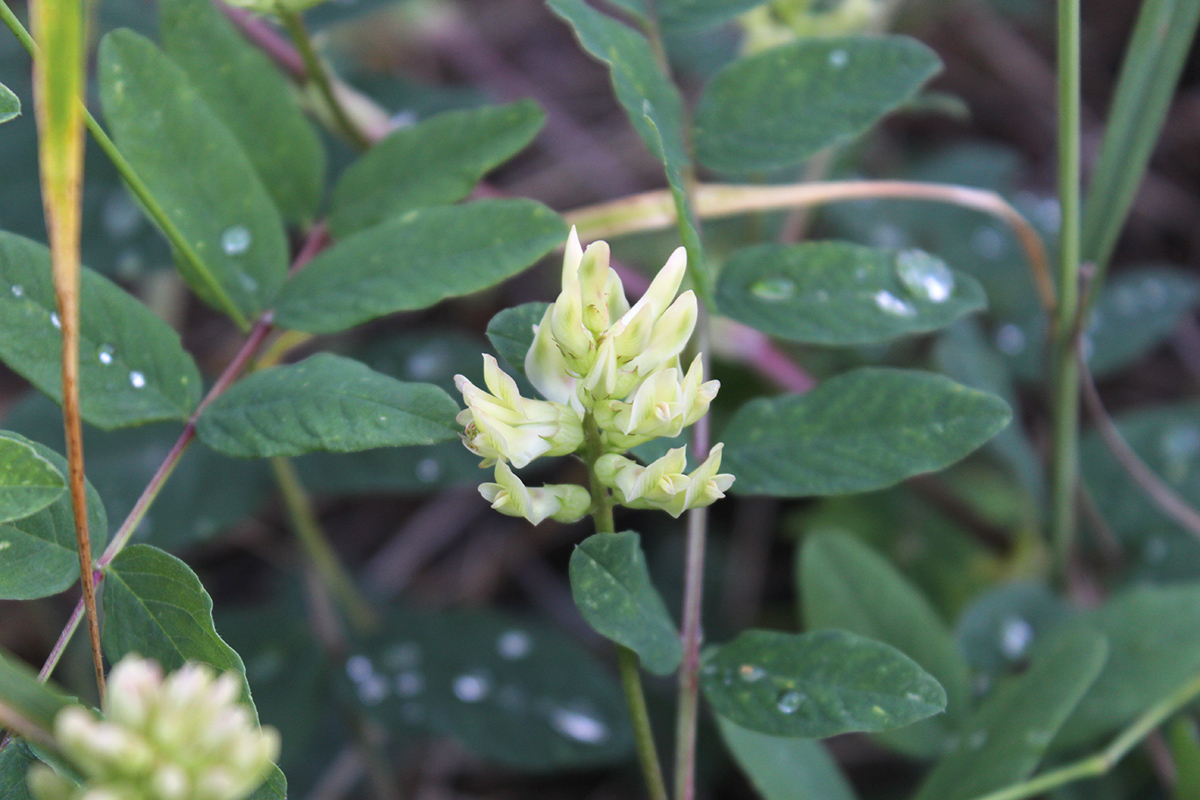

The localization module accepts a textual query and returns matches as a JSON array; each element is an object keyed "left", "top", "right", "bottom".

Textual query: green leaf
[
  {"left": 702, "top": 629, "right": 947, "bottom": 738},
  {"left": 800, "top": 533, "right": 969, "bottom": 756},
  {"left": 0, "top": 648, "right": 72, "bottom": 735},
  {"left": 102, "top": 544, "right": 256, "bottom": 714},
  {"left": 0, "top": 741, "right": 38, "bottom": 800},
  {"left": 98, "top": 30, "right": 289, "bottom": 319},
  {"left": 716, "top": 718, "right": 859, "bottom": 800},
  {"left": 717, "top": 242, "right": 985, "bottom": 346},
  {"left": 244, "top": 767, "right": 286, "bottom": 800},
  {"left": 159, "top": 0, "right": 325, "bottom": 224},
  {"left": 196, "top": 353, "right": 460, "bottom": 458},
  {"left": 0, "top": 232, "right": 202, "bottom": 428},
  {"left": 912, "top": 628, "right": 1108, "bottom": 800},
  {"left": 330, "top": 101, "right": 545, "bottom": 238},
  {"left": 1080, "top": 0, "right": 1200, "bottom": 274},
  {"left": 345, "top": 609, "right": 633, "bottom": 770},
  {"left": 695, "top": 36, "right": 942, "bottom": 173},
  {"left": 1169, "top": 716, "right": 1200, "bottom": 800},
  {"left": 486, "top": 302, "right": 550, "bottom": 378},
  {"left": 1056, "top": 584, "right": 1200, "bottom": 748},
  {"left": 569, "top": 532, "right": 683, "bottom": 676},
  {"left": 546, "top": 0, "right": 687, "bottom": 172},
  {"left": 0, "top": 433, "right": 107, "bottom": 601},
  {"left": 274, "top": 200, "right": 565, "bottom": 334},
  {"left": 954, "top": 582, "right": 1068, "bottom": 680},
  {"left": 0, "top": 432, "right": 64, "bottom": 524},
  {"left": 0, "top": 82, "right": 18, "bottom": 124},
  {"left": 1086, "top": 266, "right": 1200, "bottom": 378},
  {"left": 655, "top": 0, "right": 769, "bottom": 30},
  {"left": 722, "top": 368, "right": 1011, "bottom": 497}
]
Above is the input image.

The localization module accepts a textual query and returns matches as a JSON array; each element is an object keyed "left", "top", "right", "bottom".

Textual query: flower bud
[
  {"left": 597, "top": 444, "right": 733, "bottom": 518},
  {"left": 479, "top": 463, "right": 591, "bottom": 525}
]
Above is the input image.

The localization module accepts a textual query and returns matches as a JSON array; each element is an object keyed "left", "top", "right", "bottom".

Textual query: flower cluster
[
  {"left": 455, "top": 229, "right": 733, "bottom": 523},
  {"left": 27, "top": 656, "right": 280, "bottom": 800}
]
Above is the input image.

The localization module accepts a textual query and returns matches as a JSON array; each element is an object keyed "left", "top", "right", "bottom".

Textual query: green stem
[
  {"left": 0, "top": 0, "right": 251, "bottom": 332},
  {"left": 971, "top": 670, "right": 1200, "bottom": 800},
  {"left": 276, "top": 6, "right": 370, "bottom": 150},
  {"left": 584, "top": 414, "right": 668, "bottom": 800},
  {"left": 1049, "top": 0, "right": 1082, "bottom": 577},
  {"left": 270, "top": 457, "right": 377, "bottom": 634}
]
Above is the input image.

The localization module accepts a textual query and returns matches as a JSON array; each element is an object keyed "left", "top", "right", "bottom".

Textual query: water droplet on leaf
[
  {"left": 999, "top": 615, "right": 1034, "bottom": 659},
  {"left": 994, "top": 323, "right": 1026, "bottom": 356},
  {"left": 10, "top": 284, "right": 22, "bottom": 297},
  {"left": 497, "top": 630, "right": 532, "bottom": 660},
  {"left": 453, "top": 670, "right": 492, "bottom": 703},
  {"left": 750, "top": 278, "right": 796, "bottom": 301},
  {"left": 738, "top": 664, "right": 765, "bottom": 683},
  {"left": 776, "top": 690, "right": 803, "bottom": 714},
  {"left": 895, "top": 249, "right": 954, "bottom": 303},
  {"left": 828, "top": 48, "right": 849, "bottom": 68},
  {"left": 548, "top": 704, "right": 609, "bottom": 744},
  {"left": 873, "top": 290, "right": 916, "bottom": 317},
  {"left": 221, "top": 226, "right": 252, "bottom": 256},
  {"left": 129, "top": 371, "right": 147, "bottom": 389},
  {"left": 50, "top": 312, "right": 61, "bottom": 329},
  {"left": 416, "top": 458, "right": 440, "bottom": 483},
  {"left": 98, "top": 345, "right": 115, "bottom": 365}
]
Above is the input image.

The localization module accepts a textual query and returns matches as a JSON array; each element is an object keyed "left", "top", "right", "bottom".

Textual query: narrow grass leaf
[{"left": 717, "top": 718, "right": 859, "bottom": 800}]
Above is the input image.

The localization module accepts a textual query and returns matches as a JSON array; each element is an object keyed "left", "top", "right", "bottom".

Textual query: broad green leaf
[
  {"left": 344, "top": 609, "right": 632, "bottom": 770},
  {"left": 1056, "top": 584, "right": 1200, "bottom": 747},
  {"left": 954, "top": 582, "right": 1068, "bottom": 680},
  {"left": 695, "top": 36, "right": 942, "bottom": 173},
  {"left": 716, "top": 718, "right": 859, "bottom": 800},
  {"left": 655, "top": 0, "right": 768, "bottom": 30},
  {"left": 102, "top": 544, "right": 256, "bottom": 714},
  {"left": 1081, "top": 0, "right": 1200, "bottom": 275},
  {"left": 570, "top": 532, "right": 683, "bottom": 675},
  {"left": 800, "top": 533, "right": 969, "bottom": 755},
  {"left": 717, "top": 243, "right": 985, "bottom": 345},
  {"left": 0, "top": 433, "right": 107, "bottom": 601},
  {"left": 0, "top": 432, "right": 64, "bottom": 523},
  {"left": 244, "top": 767, "right": 286, "bottom": 800},
  {"left": 486, "top": 302, "right": 550, "bottom": 378},
  {"left": 196, "top": 353, "right": 460, "bottom": 458},
  {"left": 1087, "top": 266, "right": 1200, "bottom": 377},
  {"left": 0, "top": 82, "right": 17, "bottom": 123},
  {"left": 98, "top": 30, "right": 288, "bottom": 319},
  {"left": 0, "top": 741, "right": 38, "bottom": 800},
  {"left": 274, "top": 200, "right": 565, "bottom": 334},
  {"left": 0, "top": 232, "right": 202, "bottom": 428},
  {"left": 159, "top": 0, "right": 325, "bottom": 224},
  {"left": 1080, "top": 402, "right": 1200, "bottom": 582},
  {"left": 702, "top": 629, "right": 946, "bottom": 738},
  {"left": 546, "top": 0, "right": 687, "bottom": 172},
  {"left": 0, "top": 649, "right": 72, "bottom": 735},
  {"left": 913, "top": 628, "right": 1108, "bottom": 800},
  {"left": 330, "top": 101, "right": 545, "bottom": 237},
  {"left": 722, "top": 368, "right": 1011, "bottom": 497}
]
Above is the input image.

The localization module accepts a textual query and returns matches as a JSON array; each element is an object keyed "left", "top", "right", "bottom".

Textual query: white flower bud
[
  {"left": 151, "top": 765, "right": 190, "bottom": 800},
  {"left": 597, "top": 445, "right": 733, "bottom": 517},
  {"left": 478, "top": 463, "right": 591, "bottom": 525}
]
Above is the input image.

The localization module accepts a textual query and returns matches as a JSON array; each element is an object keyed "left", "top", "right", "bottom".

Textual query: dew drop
[
  {"left": 345, "top": 655, "right": 374, "bottom": 682},
  {"left": 972, "top": 226, "right": 1007, "bottom": 260},
  {"left": 497, "top": 630, "right": 533, "bottom": 660},
  {"left": 415, "top": 458, "right": 441, "bottom": 483},
  {"left": 407, "top": 343, "right": 450, "bottom": 380},
  {"left": 453, "top": 670, "right": 492, "bottom": 703},
  {"left": 356, "top": 674, "right": 388, "bottom": 705},
  {"left": 221, "top": 226, "right": 252, "bottom": 256},
  {"left": 129, "top": 371, "right": 147, "bottom": 389},
  {"left": 994, "top": 323, "right": 1026, "bottom": 356},
  {"left": 873, "top": 290, "right": 916, "bottom": 317},
  {"left": 999, "top": 615, "right": 1034, "bottom": 660},
  {"left": 967, "top": 730, "right": 988, "bottom": 749},
  {"left": 50, "top": 312, "right": 61, "bottom": 329},
  {"left": 895, "top": 249, "right": 955, "bottom": 303},
  {"left": 98, "top": 345, "right": 115, "bottom": 366},
  {"left": 395, "top": 671, "right": 424, "bottom": 697},
  {"left": 10, "top": 284, "right": 23, "bottom": 297},
  {"left": 828, "top": 48, "right": 849, "bottom": 68},
  {"left": 382, "top": 642, "right": 421, "bottom": 671},
  {"left": 750, "top": 277, "right": 796, "bottom": 301},
  {"left": 776, "top": 689, "right": 803, "bottom": 714},
  {"left": 738, "top": 664, "right": 765, "bottom": 683},
  {"left": 548, "top": 704, "right": 609, "bottom": 744}
]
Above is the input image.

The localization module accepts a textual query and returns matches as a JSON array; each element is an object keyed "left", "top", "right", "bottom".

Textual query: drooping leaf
[
  {"left": 722, "top": 368, "right": 1011, "bottom": 497},
  {"left": 0, "top": 232, "right": 202, "bottom": 428},
  {"left": 717, "top": 242, "right": 985, "bottom": 345},
  {"left": 716, "top": 718, "right": 859, "bottom": 800},
  {"left": 702, "top": 629, "right": 946, "bottom": 738},
  {"left": 159, "top": 0, "right": 325, "bottom": 224},
  {"left": 912, "top": 628, "right": 1108, "bottom": 800},
  {"left": 570, "top": 532, "right": 683, "bottom": 676},
  {"left": 274, "top": 200, "right": 565, "bottom": 334},
  {"left": 196, "top": 354, "right": 460, "bottom": 459},
  {"left": 695, "top": 36, "right": 942, "bottom": 173},
  {"left": 0, "top": 82, "right": 18, "bottom": 123},
  {"left": 486, "top": 302, "right": 550, "bottom": 379},
  {"left": 546, "top": 0, "right": 687, "bottom": 173},
  {"left": 98, "top": 30, "right": 288, "bottom": 319},
  {"left": 330, "top": 100, "right": 545, "bottom": 237},
  {"left": 1056, "top": 584, "right": 1200, "bottom": 748},
  {"left": 0, "top": 433, "right": 106, "bottom": 601},
  {"left": 800, "top": 532, "right": 970, "bottom": 755},
  {"left": 102, "top": 544, "right": 256, "bottom": 714},
  {"left": 0, "top": 431, "right": 64, "bottom": 524},
  {"left": 343, "top": 609, "right": 632, "bottom": 770}
]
